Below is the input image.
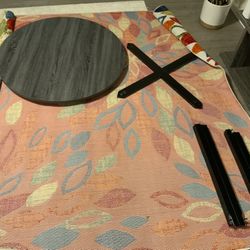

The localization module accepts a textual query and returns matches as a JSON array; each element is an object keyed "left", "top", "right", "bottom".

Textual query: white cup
[{"left": 200, "top": 0, "right": 233, "bottom": 29}]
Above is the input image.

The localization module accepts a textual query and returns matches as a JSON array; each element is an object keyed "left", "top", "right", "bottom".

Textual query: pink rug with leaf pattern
[{"left": 0, "top": 9, "right": 250, "bottom": 250}]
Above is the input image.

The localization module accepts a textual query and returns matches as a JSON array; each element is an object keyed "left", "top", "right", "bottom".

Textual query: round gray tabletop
[{"left": 0, "top": 17, "right": 128, "bottom": 105}]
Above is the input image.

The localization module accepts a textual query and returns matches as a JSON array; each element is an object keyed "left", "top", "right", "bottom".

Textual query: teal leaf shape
[
  {"left": 158, "top": 108, "right": 175, "bottom": 134},
  {"left": 95, "top": 154, "right": 117, "bottom": 173},
  {"left": 138, "top": 18, "right": 152, "bottom": 34},
  {"left": 141, "top": 43, "right": 155, "bottom": 52},
  {"left": 126, "top": 12, "right": 138, "bottom": 20},
  {"left": 239, "top": 200, "right": 250, "bottom": 212},
  {"left": 29, "top": 127, "right": 47, "bottom": 148},
  {"left": 95, "top": 229, "right": 135, "bottom": 250},
  {"left": 141, "top": 89, "right": 158, "bottom": 117},
  {"left": 32, "top": 227, "right": 79, "bottom": 249},
  {"left": 64, "top": 151, "right": 88, "bottom": 168},
  {"left": 70, "top": 131, "right": 90, "bottom": 150},
  {"left": 118, "top": 101, "right": 137, "bottom": 129},
  {"left": 0, "top": 173, "right": 22, "bottom": 196},
  {"left": 51, "top": 130, "right": 71, "bottom": 154},
  {"left": 95, "top": 104, "right": 122, "bottom": 130},
  {"left": 121, "top": 216, "right": 149, "bottom": 229},
  {"left": 182, "top": 183, "right": 216, "bottom": 199},
  {"left": 32, "top": 161, "right": 57, "bottom": 185},
  {"left": 199, "top": 152, "right": 207, "bottom": 168},
  {"left": 175, "top": 163, "right": 200, "bottom": 179},
  {"left": 61, "top": 161, "right": 92, "bottom": 194},
  {"left": 224, "top": 112, "right": 248, "bottom": 128},
  {"left": 174, "top": 107, "right": 193, "bottom": 137},
  {"left": 124, "top": 128, "right": 141, "bottom": 159}
]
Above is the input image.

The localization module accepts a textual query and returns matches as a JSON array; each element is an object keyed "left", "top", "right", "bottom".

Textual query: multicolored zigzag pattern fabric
[{"left": 153, "top": 5, "right": 219, "bottom": 68}]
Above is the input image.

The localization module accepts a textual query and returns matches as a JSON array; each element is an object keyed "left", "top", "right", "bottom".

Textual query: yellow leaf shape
[
  {"left": 156, "top": 86, "right": 173, "bottom": 111},
  {"left": 151, "top": 19, "right": 161, "bottom": 28},
  {"left": 214, "top": 122, "right": 233, "bottom": 130},
  {"left": 64, "top": 209, "right": 112, "bottom": 230},
  {"left": 0, "top": 229, "right": 6, "bottom": 237},
  {"left": 108, "top": 24, "right": 123, "bottom": 39},
  {"left": 245, "top": 210, "right": 250, "bottom": 218},
  {"left": 199, "top": 69, "right": 223, "bottom": 81},
  {"left": 130, "top": 60, "right": 140, "bottom": 78},
  {"left": 243, "top": 136, "right": 250, "bottom": 152},
  {"left": 181, "top": 82, "right": 202, "bottom": 99},
  {"left": 106, "top": 86, "right": 123, "bottom": 108},
  {"left": 5, "top": 101, "right": 23, "bottom": 125},
  {"left": 182, "top": 201, "right": 222, "bottom": 222},
  {"left": 118, "top": 17, "right": 130, "bottom": 31},
  {"left": 26, "top": 182, "right": 58, "bottom": 207},
  {"left": 96, "top": 154, "right": 117, "bottom": 173},
  {"left": 174, "top": 135, "right": 194, "bottom": 163},
  {"left": 31, "top": 161, "right": 57, "bottom": 185},
  {"left": 171, "top": 41, "right": 184, "bottom": 50},
  {"left": 57, "top": 104, "right": 84, "bottom": 118}
]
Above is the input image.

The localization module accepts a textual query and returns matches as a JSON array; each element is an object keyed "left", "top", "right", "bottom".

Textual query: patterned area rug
[{"left": 0, "top": 9, "right": 250, "bottom": 250}]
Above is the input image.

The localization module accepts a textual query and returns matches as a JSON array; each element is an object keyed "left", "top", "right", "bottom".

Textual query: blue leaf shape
[
  {"left": 174, "top": 107, "right": 194, "bottom": 137},
  {"left": 141, "top": 89, "right": 158, "bottom": 117},
  {"left": 29, "top": 127, "right": 47, "bottom": 148},
  {"left": 175, "top": 163, "right": 200, "bottom": 179},
  {"left": 96, "top": 229, "right": 135, "bottom": 250},
  {"left": 32, "top": 227, "right": 79, "bottom": 249},
  {"left": 95, "top": 104, "right": 122, "bottom": 130},
  {"left": 64, "top": 151, "right": 88, "bottom": 168},
  {"left": 124, "top": 128, "right": 141, "bottom": 159},
  {"left": 126, "top": 12, "right": 138, "bottom": 20},
  {"left": 71, "top": 131, "right": 90, "bottom": 150},
  {"left": 51, "top": 130, "right": 71, "bottom": 154},
  {"left": 118, "top": 101, "right": 137, "bottom": 129},
  {"left": 224, "top": 112, "right": 248, "bottom": 128},
  {"left": 121, "top": 216, "right": 149, "bottom": 229},
  {"left": 0, "top": 173, "right": 22, "bottom": 196},
  {"left": 62, "top": 160, "right": 92, "bottom": 194},
  {"left": 141, "top": 44, "right": 155, "bottom": 52},
  {"left": 182, "top": 183, "right": 216, "bottom": 199},
  {"left": 239, "top": 200, "right": 250, "bottom": 212},
  {"left": 199, "top": 152, "right": 207, "bottom": 168}
]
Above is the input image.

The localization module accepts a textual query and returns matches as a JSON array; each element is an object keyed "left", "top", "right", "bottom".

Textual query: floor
[{"left": 0, "top": 0, "right": 248, "bottom": 114}]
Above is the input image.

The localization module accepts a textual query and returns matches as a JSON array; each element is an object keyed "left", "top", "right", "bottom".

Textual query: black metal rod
[
  {"left": 126, "top": 43, "right": 202, "bottom": 109},
  {"left": 118, "top": 52, "right": 197, "bottom": 98},
  {"left": 193, "top": 124, "right": 246, "bottom": 227},
  {"left": 224, "top": 129, "right": 250, "bottom": 193}
]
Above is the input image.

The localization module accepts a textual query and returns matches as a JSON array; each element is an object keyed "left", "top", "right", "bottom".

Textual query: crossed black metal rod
[{"left": 118, "top": 43, "right": 203, "bottom": 109}]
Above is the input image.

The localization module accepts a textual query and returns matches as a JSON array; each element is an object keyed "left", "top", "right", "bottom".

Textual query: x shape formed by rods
[{"left": 118, "top": 43, "right": 203, "bottom": 109}]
